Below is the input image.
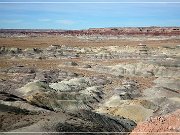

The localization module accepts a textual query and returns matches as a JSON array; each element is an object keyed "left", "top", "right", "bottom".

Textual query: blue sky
[{"left": 0, "top": 0, "right": 180, "bottom": 29}]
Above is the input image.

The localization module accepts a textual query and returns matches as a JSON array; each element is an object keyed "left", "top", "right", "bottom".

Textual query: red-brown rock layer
[
  {"left": 1, "top": 27, "right": 180, "bottom": 36},
  {"left": 131, "top": 109, "right": 180, "bottom": 135}
]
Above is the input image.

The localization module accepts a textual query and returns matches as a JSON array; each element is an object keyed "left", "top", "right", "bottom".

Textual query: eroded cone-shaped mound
[{"left": 131, "top": 109, "right": 180, "bottom": 134}]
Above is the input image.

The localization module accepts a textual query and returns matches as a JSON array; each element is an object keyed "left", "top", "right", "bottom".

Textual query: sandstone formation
[{"left": 0, "top": 30, "right": 179, "bottom": 134}]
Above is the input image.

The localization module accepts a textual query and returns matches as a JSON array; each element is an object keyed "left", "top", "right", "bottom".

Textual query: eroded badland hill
[{"left": 0, "top": 27, "right": 180, "bottom": 134}]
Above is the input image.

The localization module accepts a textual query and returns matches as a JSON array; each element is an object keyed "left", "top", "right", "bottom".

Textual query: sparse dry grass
[{"left": 0, "top": 36, "right": 180, "bottom": 49}]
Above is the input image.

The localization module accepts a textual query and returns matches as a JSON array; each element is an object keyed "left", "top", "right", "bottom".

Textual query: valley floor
[{"left": 0, "top": 35, "right": 180, "bottom": 134}]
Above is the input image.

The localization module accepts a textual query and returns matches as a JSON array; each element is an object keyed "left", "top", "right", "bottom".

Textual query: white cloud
[
  {"left": 38, "top": 19, "right": 51, "bottom": 22},
  {"left": 168, "top": 19, "right": 180, "bottom": 23},
  {"left": 56, "top": 20, "right": 75, "bottom": 25},
  {"left": 0, "top": 19, "right": 22, "bottom": 23}
]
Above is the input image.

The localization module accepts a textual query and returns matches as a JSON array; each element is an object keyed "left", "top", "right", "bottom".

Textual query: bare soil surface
[{"left": 0, "top": 34, "right": 179, "bottom": 134}]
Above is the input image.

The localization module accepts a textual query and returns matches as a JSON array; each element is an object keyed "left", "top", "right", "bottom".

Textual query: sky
[{"left": 0, "top": 0, "right": 180, "bottom": 29}]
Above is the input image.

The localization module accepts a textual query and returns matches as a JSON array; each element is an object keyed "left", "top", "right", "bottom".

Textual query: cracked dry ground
[{"left": 0, "top": 35, "right": 180, "bottom": 134}]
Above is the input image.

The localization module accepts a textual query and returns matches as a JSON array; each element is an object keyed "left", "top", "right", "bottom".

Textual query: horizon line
[
  {"left": 1, "top": 26, "right": 180, "bottom": 31},
  {"left": 0, "top": 1, "right": 180, "bottom": 4},
  {"left": 1, "top": 26, "right": 180, "bottom": 28}
]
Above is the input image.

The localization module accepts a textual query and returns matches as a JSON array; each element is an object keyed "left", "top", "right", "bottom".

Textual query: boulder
[
  {"left": 64, "top": 61, "right": 78, "bottom": 66},
  {"left": 83, "top": 64, "right": 92, "bottom": 68}
]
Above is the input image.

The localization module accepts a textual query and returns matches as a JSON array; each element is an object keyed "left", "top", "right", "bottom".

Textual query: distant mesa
[{"left": 0, "top": 27, "right": 180, "bottom": 36}]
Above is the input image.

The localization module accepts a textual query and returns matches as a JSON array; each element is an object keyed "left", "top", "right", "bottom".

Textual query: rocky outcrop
[
  {"left": 96, "top": 80, "right": 157, "bottom": 123},
  {"left": 14, "top": 77, "right": 104, "bottom": 112},
  {"left": 2, "top": 110, "right": 136, "bottom": 134},
  {"left": 94, "top": 62, "right": 180, "bottom": 78},
  {"left": 96, "top": 76, "right": 180, "bottom": 123},
  {"left": 131, "top": 109, "right": 180, "bottom": 134},
  {"left": 1, "top": 27, "right": 180, "bottom": 36}
]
